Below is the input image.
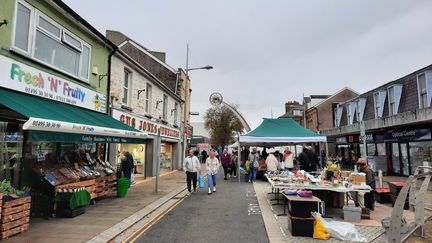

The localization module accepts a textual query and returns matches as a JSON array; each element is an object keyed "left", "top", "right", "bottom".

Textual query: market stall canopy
[
  {"left": 0, "top": 89, "right": 146, "bottom": 143},
  {"left": 239, "top": 118, "right": 327, "bottom": 146}
]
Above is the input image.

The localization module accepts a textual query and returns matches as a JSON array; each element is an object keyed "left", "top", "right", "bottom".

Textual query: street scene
[{"left": 0, "top": 0, "right": 432, "bottom": 242}]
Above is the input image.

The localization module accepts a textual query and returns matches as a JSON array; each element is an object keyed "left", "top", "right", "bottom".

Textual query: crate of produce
[
  {"left": 1, "top": 196, "right": 31, "bottom": 239},
  {"left": 95, "top": 175, "right": 117, "bottom": 198}
]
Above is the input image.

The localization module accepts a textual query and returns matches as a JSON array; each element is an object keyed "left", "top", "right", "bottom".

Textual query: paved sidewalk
[{"left": 5, "top": 171, "right": 186, "bottom": 243}]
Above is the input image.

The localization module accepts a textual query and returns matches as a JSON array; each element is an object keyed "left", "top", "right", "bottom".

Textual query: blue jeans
[
  {"left": 208, "top": 173, "right": 217, "bottom": 188},
  {"left": 249, "top": 169, "right": 257, "bottom": 182}
]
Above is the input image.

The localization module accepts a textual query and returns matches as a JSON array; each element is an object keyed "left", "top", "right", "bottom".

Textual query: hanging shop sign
[
  {"left": 185, "top": 124, "right": 193, "bottom": 139},
  {"left": 384, "top": 128, "right": 431, "bottom": 142},
  {"left": 0, "top": 55, "right": 107, "bottom": 113},
  {"left": 112, "top": 110, "right": 180, "bottom": 140},
  {"left": 360, "top": 133, "right": 375, "bottom": 143}
]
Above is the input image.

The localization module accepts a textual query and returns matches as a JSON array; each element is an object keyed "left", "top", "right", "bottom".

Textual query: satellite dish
[{"left": 209, "top": 92, "right": 223, "bottom": 106}]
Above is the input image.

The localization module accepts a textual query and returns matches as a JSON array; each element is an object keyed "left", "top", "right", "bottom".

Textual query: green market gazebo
[{"left": 239, "top": 118, "right": 327, "bottom": 146}]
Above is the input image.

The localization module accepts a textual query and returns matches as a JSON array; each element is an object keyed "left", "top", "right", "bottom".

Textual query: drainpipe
[{"left": 105, "top": 46, "right": 117, "bottom": 165}]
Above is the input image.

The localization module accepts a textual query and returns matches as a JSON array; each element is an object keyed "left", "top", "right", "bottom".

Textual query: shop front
[
  {"left": 112, "top": 110, "right": 181, "bottom": 177},
  {"left": 364, "top": 127, "right": 432, "bottom": 176},
  {"left": 0, "top": 56, "right": 147, "bottom": 217},
  {"left": 334, "top": 135, "right": 362, "bottom": 170}
]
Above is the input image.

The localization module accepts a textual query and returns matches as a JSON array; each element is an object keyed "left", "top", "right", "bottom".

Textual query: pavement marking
[
  {"left": 248, "top": 203, "right": 262, "bottom": 215},
  {"left": 124, "top": 194, "right": 187, "bottom": 243}
]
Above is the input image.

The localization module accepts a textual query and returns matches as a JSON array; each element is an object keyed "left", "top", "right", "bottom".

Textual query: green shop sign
[{"left": 28, "top": 131, "right": 146, "bottom": 144}]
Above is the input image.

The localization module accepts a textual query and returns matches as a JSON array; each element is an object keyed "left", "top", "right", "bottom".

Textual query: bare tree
[{"left": 204, "top": 105, "right": 244, "bottom": 147}]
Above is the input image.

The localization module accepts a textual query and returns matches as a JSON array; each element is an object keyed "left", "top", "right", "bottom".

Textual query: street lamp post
[{"left": 182, "top": 43, "right": 213, "bottom": 163}]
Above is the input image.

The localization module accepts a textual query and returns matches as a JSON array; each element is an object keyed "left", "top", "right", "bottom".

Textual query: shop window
[
  {"left": 373, "top": 90, "right": 387, "bottom": 118},
  {"left": 409, "top": 141, "right": 432, "bottom": 175},
  {"left": 366, "top": 143, "right": 376, "bottom": 156},
  {"left": 376, "top": 143, "right": 386, "bottom": 156},
  {"left": 387, "top": 85, "right": 403, "bottom": 116},
  {"left": 356, "top": 98, "right": 366, "bottom": 122},
  {"left": 122, "top": 69, "right": 131, "bottom": 105},
  {"left": 163, "top": 95, "right": 168, "bottom": 120},
  {"left": 145, "top": 83, "right": 152, "bottom": 114},
  {"left": 12, "top": 1, "right": 92, "bottom": 82},
  {"left": 417, "top": 71, "right": 432, "bottom": 109}
]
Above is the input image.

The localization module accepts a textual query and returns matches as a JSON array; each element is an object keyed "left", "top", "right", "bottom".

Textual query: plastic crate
[{"left": 287, "top": 216, "right": 314, "bottom": 237}]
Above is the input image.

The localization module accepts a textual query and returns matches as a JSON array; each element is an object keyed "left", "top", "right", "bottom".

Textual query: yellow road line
[{"left": 123, "top": 194, "right": 187, "bottom": 243}]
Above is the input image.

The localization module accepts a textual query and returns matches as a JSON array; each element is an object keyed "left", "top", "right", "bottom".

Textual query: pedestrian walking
[
  {"left": 201, "top": 150, "right": 208, "bottom": 164},
  {"left": 120, "top": 150, "right": 134, "bottom": 181},
  {"left": 298, "top": 147, "right": 309, "bottom": 171},
  {"left": 221, "top": 149, "right": 231, "bottom": 180},
  {"left": 183, "top": 148, "right": 200, "bottom": 193},
  {"left": 206, "top": 150, "right": 220, "bottom": 195},
  {"left": 248, "top": 147, "right": 260, "bottom": 183},
  {"left": 230, "top": 150, "right": 238, "bottom": 178}
]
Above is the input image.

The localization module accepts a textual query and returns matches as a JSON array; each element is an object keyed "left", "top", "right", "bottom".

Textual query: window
[
  {"left": 334, "top": 105, "right": 343, "bottom": 127},
  {"left": 122, "top": 70, "right": 131, "bottom": 105},
  {"left": 12, "top": 2, "right": 92, "bottom": 81},
  {"left": 163, "top": 95, "right": 168, "bottom": 120},
  {"left": 174, "top": 103, "right": 178, "bottom": 125},
  {"left": 145, "top": 83, "right": 152, "bottom": 114},
  {"left": 347, "top": 102, "right": 356, "bottom": 125},
  {"left": 417, "top": 73, "right": 429, "bottom": 108},
  {"left": 356, "top": 98, "right": 366, "bottom": 122},
  {"left": 293, "top": 110, "right": 302, "bottom": 116},
  {"left": 13, "top": 2, "right": 32, "bottom": 53},
  {"left": 373, "top": 90, "right": 386, "bottom": 118},
  {"left": 387, "top": 85, "right": 403, "bottom": 116}
]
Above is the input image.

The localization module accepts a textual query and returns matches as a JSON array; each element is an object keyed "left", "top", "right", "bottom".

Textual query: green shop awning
[
  {"left": 0, "top": 88, "right": 146, "bottom": 143},
  {"left": 239, "top": 118, "right": 327, "bottom": 146}
]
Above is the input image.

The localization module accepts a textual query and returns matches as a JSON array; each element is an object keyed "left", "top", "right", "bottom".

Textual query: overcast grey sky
[{"left": 64, "top": 0, "right": 432, "bottom": 129}]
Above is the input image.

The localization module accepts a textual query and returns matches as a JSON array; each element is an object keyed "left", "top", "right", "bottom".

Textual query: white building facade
[{"left": 108, "top": 46, "right": 183, "bottom": 178}]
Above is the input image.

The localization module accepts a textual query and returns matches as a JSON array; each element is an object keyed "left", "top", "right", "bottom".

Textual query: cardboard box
[
  {"left": 351, "top": 175, "right": 366, "bottom": 185},
  {"left": 340, "top": 170, "right": 351, "bottom": 178}
]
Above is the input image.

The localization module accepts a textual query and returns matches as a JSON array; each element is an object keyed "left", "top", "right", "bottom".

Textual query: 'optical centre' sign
[
  {"left": 112, "top": 110, "right": 180, "bottom": 140},
  {"left": 0, "top": 55, "right": 107, "bottom": 113}
]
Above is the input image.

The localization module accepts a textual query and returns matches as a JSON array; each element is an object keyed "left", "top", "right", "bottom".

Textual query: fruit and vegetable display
[
  {"left": 326, "top": 162, "right": 340, "bottom": 172},
  {"left": 0, "top": 179, "right": 30, "bottom": 197}
]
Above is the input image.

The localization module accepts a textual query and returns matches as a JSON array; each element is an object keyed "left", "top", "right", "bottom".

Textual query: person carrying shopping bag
[
  {"left": 248, "top": 147, "right": 260, "bottom": 183},
  {"left": 183, "top": 148, "right": 200, "bottom": 193},
  {"left": 206, "top": 149, "right": 220, "bottom": 195}
]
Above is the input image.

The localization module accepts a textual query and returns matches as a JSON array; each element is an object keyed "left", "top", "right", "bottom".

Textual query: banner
[{"left": 0, "top": 55, "right": 107, "bottom": 113}]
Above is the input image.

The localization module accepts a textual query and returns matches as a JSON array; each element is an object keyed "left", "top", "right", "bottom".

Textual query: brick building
[
  {"left": 279, "top": 101, "right": 304, "bottom": 124},
  {"left": 323, "top": 64, "right": 432, "bottom": 176},
  {"left": 304, "top": 88, "right": 359, "bottom": 132}
]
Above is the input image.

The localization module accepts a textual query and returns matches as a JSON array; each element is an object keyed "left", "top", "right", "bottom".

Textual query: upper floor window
[
  {"left": 122, "top": 69, "right": 131, "bottom": 105},
  {"left": 347, "top": 102, "right": 356, "bottom": 125},
  {"left": 373, "top": 90, "right": 386, "bottom": 118},
  {"left": 145, "top": 83, "right": 152, "bottom": 114},
  {"left": 12, "top": 1, "right": 91, "bottom": 82},
  {"left": 356, "top": 98, "right": 366, "bottom": 122},
  {"left": 174, "top": 103, "right": 179, "bottom": 125},
  {"left": 162, "top": 95, "right": 168, "bottom": 120},
  {"left": 387, "top": 85, "right": 403, "bottom": 116},
  {"left": 334, "top": 104, "right": 343, "bottom": 127},
  {"left": 293, "top": 110, "right": 302, "bottom": 116},
  {"left": 417, "top": 72, "right": 432, "bottom": 109}
]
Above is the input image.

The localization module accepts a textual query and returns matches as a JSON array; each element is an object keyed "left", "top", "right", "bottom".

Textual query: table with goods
[{"left": 265, "top": 162, "right": 374, "bottom": 240}]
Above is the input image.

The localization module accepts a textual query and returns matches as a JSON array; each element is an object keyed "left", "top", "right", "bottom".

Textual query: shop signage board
[
  {"left": 23, "top": 117, "right": 147, "bottom": 139},
  {"left": 0, "top": 55, "right": 107, "bottom": 113},
  {"left": 384, "top": 128, "right": 431, "bottom": 142},
  {"left": 28, "top": 130, "right": 146, "bottom": 144},
  {"left": 112, "top": 109, "right": 181, "bottom": 140},
  {"left": 336, "top": 136, "right": 347, "bottom": 143}
]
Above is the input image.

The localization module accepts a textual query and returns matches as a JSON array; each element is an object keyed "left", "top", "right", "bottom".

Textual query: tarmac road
[{"left": 133, "top": 174, "right": 269, "bottom": 243}]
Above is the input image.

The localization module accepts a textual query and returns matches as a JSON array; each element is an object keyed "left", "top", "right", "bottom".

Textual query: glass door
[
  {"left": 399, "top": 143, "right": 410, "bottom": 176},
  {"left": 391, "top": 143, "right": 401, "bottom": 174}
]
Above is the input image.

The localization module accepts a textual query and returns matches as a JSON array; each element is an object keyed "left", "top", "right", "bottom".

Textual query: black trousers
[
  {"left": 186, "top": 171, "right": 197, "bottom": 192},
  {"left": 231, "top": 164, "right": 237, "bottom": 176},
  {"left": 223, "top": 166, "right": 229, "bottom": 179}
]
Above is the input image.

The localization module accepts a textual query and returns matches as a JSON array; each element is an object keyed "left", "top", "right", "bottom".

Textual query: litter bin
[{"left": 117, "top": 178, "right": 131, "bottom": 198}]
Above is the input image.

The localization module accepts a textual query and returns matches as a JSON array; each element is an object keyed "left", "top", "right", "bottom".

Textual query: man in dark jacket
[
  {"left": 121, "top": 150, "right": 134, "bottom": 180},
  {"left": 306, "top": 147, "right": 320, "bottom": 172},
  {"left": 298, "top": 147, "right": 310, "bottom": 171}
]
